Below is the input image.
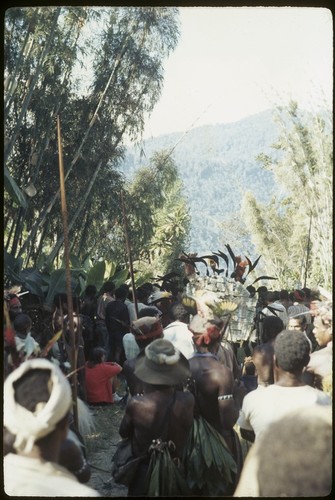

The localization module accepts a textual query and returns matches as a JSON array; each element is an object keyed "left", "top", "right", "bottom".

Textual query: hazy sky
[{"left": 142, "top": 6, "right": 333, "bottom": 139}]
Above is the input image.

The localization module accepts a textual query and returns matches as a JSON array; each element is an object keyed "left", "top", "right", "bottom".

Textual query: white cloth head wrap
[{"left": 4, "top": 358, "right": 72, "bottom": 453}]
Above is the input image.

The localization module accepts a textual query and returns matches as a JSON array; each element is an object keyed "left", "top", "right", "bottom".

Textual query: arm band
[{"left": 218, "top": 394, "right": 233, "bottom": 400}]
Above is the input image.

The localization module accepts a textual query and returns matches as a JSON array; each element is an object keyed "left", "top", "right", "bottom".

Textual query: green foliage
[
  {"left": 124, "top": 110, "right": 280, "bottom": 255},
  {"left": 3, "top": 249, "right": 150, "bottom": 307},
  {"left": 125, "top": 149, "right": 190, "bottom": 277},
  {"left": 4, "top": 6, "right": 180, "bottom": 269},
  {"left": 242, "top": 102, "right": 332, "bottom": 290}
]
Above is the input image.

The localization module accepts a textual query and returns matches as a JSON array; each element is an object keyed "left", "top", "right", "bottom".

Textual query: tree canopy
[
  {"left": 4, "top": 6, "right": 186, "bottom": 280},
  {"left": 241, "top": 102, "right": 332, "bottom": 290}
]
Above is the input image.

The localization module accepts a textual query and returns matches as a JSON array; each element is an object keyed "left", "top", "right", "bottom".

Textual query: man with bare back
[
  {"left": 185, "top": 314, "right": 242, "bottom": 496},
  {"left": 117, "top": 338, "right": 194, "bottom": 496},
  {"left": 252, "top": 315, "right": 284, "bottom": 386}
]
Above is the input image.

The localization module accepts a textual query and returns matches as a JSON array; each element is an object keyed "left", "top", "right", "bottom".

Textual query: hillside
[{"left": 123, "top": 109, "right": 283, "bottom": 256}]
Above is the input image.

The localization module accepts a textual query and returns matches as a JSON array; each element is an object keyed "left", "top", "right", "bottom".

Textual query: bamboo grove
[{"left": 4, "top": 6, "right": 190, "bottom": 280}]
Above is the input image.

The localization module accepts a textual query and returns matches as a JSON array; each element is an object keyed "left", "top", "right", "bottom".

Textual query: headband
[{"left": 4, "top": 358, "right": 72, "bottom": 454}]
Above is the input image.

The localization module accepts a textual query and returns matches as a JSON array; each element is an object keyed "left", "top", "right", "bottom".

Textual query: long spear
[
  {"left": 57, "top": 115, "right": 78, "bottom": 429},
  {"left": 120, "top": 190, "right": 138, "bottom": 319}
]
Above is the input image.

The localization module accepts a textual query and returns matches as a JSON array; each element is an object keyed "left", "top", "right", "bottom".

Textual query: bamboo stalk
[
  {"left": 120, "top": 190, "right": 138, "bottom": 319},
  {"left": 57, "top": 115, "right": 78, "bottom": 429},
  {"left": 303, "top": 215, "right": 312, "bottom": 288}
]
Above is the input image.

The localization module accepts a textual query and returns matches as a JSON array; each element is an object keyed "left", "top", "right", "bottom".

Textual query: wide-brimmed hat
[{"left": 134, "top": 338, "right": 190, "bottom": 385}]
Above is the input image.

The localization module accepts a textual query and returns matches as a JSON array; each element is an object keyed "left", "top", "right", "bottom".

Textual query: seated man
[
  {"left": 3, "top": 358, "right": 99, "bottom": 496},
  {"left": 116, "top": 339, "right": 194, "bottom": 497}
]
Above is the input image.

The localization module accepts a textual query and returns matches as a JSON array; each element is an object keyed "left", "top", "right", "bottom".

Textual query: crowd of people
[{"left": 3, "top": 278, "right": 332, "bottom": 496}]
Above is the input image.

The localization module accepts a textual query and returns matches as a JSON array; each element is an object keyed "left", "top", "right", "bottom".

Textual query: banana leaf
[
  {"left": 4, "top": 166, "right": 28, "bottom": 209},
  {"left": 146, "top": 445, "right": 191, "bottom": 497},
  {"left": 183, "top": 416, "right": 237, "bottom": 496}
]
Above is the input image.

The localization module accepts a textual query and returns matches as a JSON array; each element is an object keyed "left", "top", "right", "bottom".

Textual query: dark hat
[
  {"left": 131, "top": 316, "right": 163, "bottom": 341},
  {"left": 134, "top": 339, "right": 191, "bottom": 385}
]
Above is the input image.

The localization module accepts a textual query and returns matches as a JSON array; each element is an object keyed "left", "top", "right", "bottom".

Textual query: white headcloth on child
[{"left": 4, "top": 358, "right": 72, "bottom": 454}]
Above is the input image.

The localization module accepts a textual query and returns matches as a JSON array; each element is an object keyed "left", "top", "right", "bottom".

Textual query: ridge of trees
[{"left": 125, "top": 104, "right": 332, "bottom": 290}]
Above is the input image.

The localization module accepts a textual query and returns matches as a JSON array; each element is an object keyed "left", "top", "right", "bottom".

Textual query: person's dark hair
[
  {"left": 83, "top": 285, "right": 97, "bottom": 297},
  {"left": 140, "top": 282, "right": 154, "bottom": 295},
  {"left": 289, "top": 315, "right": 307, "bottom": 328},
  {"left": 13, "top": 313, "right": 32, "bottom": 334},
  {"left": 265, "top": 290, "right": 277, "bottom": 303},
  {"left": 274, "top": 330, "right": 310, "bottom": 372},
  {"left": 138, "top": 307, "right": 160, "bottom": 318},
  {"left": 301, "top": 287, "right": 311, "bottom": 299},
  {"left": 257, "top": 408, "right": 332, "bottom": 496},
  {"left": 279, "top": 289, "right": 289, "bottom": 301},
  {"left": 293, "top": 289, "right": 305, "bottom": 303},
  {"left": 310, "top": 289, "right": 320, "bottom": 301},
  {"left": 87, "top": 347, "right": 106, "bottom": 366},
  {"left": 118, "top": 283, "right": 130, "bottom": 292},
  {"left": 53, "top": 293, "right": 68, "bottom": 308},
  {"left": 53, "top": 293, "right": 80, "bottom": 313},
  {"left": 102, "top": 281, "right": 115, "bottom": 294},
  {"left": 13, "top": 368, "right": 51, "bottom": 411},
  {"left": 136, "top": 286, "right": 148, "bottom": 303},
  {"left": 256, "top": 286, "right": 268, "bottom": 306},
  {"left": 289, "top": 291, "right": 295, "bottom": 302},
  {"left": 115, "top": 286, "right": 128, "bottom": 301},
  {"left": 244, "top": 360, "right": 256, "bottom": 376},
  {"left": 168, "top": 302, "right": 189, "bottom": 323},
  {"left": 262, "top": 316, "right": 284, "bottom": 342}
]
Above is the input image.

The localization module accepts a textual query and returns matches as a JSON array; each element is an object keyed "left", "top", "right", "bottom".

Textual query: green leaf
[
  {"left": 44, "top": 269, "right": 78, "bottom": 306},
  {"left": 86, "top": 260, "right": 105, "bottom": 290},
  {"left": 112, "top": 268, "right": 130, "bottom": 288},
  {"left": 69, "top": 254, "right": 82, "bottom": 269},
  {"left": 4, "top": 166, "right": 28, "bottom": 209},
  {"left": 4, "top": 250, "right": 23, "bottom": 276},
  {"left": 105, "top": 261, "right": 116, "bottom": 280}
]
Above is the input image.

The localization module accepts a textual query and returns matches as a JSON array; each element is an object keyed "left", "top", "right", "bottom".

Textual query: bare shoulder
[{"left": 176, "top": 390, "right": 195, "bottom": 406}]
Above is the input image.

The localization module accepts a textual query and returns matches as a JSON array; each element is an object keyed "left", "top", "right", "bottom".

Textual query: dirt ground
[{"left": 84, "top": 402, "right": 128, "bottom": 497}]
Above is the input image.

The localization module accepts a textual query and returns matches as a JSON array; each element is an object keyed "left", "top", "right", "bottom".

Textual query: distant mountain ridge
[{"left": 123, "top": 109, "right": 283, "bottom": 255}]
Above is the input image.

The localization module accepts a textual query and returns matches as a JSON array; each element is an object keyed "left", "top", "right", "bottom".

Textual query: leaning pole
[{"left": 57, "top": 115, "right": 78, "bottom": 429}]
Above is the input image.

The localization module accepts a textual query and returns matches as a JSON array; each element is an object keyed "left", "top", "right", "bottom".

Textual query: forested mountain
[{"left": 124, "top": 109, "right": 283, "bottom": 256}]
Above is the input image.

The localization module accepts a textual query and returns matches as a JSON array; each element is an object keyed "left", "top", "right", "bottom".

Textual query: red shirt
[{"left": 85, "top": 362, "right": 122, "bottom": 403}]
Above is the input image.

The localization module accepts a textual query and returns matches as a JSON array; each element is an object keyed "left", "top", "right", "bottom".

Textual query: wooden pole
[
  {"left": 57, "top": 115, "right": 78, "bottom": 429},
  {"left": 120, "top": 190, "right": 138, "bottom": 319}
]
